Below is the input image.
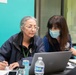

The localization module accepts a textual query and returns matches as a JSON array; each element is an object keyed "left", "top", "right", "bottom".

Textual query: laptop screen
[{"left": 29, "top": 51, "right": 72, "bottom": 75}]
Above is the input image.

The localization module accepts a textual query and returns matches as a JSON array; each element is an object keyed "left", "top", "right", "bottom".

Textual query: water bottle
[
  {"left": 35, "top": 57, "right": 45, "bottom": 75},
  {"left": 18, "top": 66, "right": 25, "bottom": 75},
  {"left": 22, "top": 60, "right": 29, "bottom": 75}
]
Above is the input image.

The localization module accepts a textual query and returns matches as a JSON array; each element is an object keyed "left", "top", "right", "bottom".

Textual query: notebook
[{"left": 29, "top": 51, "right": 72, "bottom": 75}]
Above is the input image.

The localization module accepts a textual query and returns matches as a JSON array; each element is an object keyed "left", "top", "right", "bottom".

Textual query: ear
[{"left": 20, "top": 26, "right": 24, "bottom": 32}]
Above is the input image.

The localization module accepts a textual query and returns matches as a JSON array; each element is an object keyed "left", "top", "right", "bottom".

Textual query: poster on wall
[{"left": 0, "top": 0, "right": 7, "bottom": 3}]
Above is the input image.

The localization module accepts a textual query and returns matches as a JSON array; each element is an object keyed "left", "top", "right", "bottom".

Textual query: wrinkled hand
[
  {"left": 9, "top": 62, "right": 19, "bottom": 70},
  {"left": 0, "top": 61, "right": 8, "bottom": 70}
]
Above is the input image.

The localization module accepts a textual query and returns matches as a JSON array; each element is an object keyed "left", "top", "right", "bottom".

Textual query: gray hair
[{"left": 20, "top": 16, "right": 37, "bottom": 30}]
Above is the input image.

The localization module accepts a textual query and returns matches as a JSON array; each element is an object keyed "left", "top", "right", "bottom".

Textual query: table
[
  {"left": 0, "top": 61, "right": 76, "bottom": 75},
  {"left": 0, "top": 70, "right": 18, "bottom": 75},
  {"left": 50, "top": 69, "right": 71, "bottom": 75},
  {"left": 0, "top": 70, "right": 11, "bottom": 75},
  {"left": 0, "top": 69, "right": 73, "bottom": 75}
]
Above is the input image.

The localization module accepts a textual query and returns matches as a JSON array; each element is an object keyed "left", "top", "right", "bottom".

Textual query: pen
[{"left": 2, "top": 61, "right": 9, "bottom": 70}]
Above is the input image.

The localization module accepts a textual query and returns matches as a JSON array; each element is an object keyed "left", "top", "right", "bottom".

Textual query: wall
[
  {"left": 36, "top": 0, "right": 61, "bottom": 37},
  {"left": 65, "top": 0, "right": 76, "bottom": 43},
  {"left": 0, "top": 0, "right": 34, "bottom": 46}
]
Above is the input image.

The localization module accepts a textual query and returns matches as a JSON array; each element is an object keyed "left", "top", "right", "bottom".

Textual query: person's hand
[
  {"left": 9, "top": 62, "right": 19, "bottom": 70},
  {"left": 0, "top": 61, "right": 8, "bottom": 70},
  {"left": 70, "top": 47, "right": 76, "bottom": 56}
]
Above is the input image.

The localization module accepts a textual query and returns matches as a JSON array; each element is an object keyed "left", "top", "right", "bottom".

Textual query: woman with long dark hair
[{"left": 43, "top": 15, "right": 76, "bottom": 56}]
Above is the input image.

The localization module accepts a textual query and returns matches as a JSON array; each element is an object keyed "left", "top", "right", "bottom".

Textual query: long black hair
[{"left": 46, "top": 15, "right": 69, "bottom": 50}]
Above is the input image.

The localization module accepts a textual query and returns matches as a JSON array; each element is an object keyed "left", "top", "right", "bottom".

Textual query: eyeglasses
[{"left": 25, "top": 25, "right": 39, "bottom": 30}]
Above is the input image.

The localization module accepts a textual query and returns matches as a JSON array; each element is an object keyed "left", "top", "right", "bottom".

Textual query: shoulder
[
  {"left": 5, "top": 32, "right": 20, "bottom": 43},
  {"left": 34, "top": 35, "right": 42, "bottom": 42},
  {"left": 43, "top": 36, "right": 48, "bottom": 40},
  {"left": 0, "top": 33, "right": 20, "bottom": 47},
  {"left": 34, "top": 35, "right": 40, "bottom": 38},
  {"left": 43, "top": 36, "right": 49, "bottom": 43},
  {"left": 34, "top": 35, "right": 43, "bottom": 45},
  {"left": 8, "top": 33, "right": 19, "bottom": 40},
  {"left": 43, "top": 36, "right": 49, "bottom": 46},
  {"left": 68, "top": 34, "right": 72, "bottom": 47},
  {"left": 43, "top": 36, "right": 50, "bottom": 52}
]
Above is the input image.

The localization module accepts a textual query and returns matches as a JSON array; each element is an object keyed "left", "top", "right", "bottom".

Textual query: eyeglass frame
[{"left": 24, "top": 25, "right": 39, "bottom": 30}]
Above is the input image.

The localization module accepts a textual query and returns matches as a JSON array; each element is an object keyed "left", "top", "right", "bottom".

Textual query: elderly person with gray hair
[{"left": 0, "top": 16, "right": 45, "bottom": 70}]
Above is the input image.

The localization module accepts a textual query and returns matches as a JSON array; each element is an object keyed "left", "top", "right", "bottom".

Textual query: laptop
[{"left": 29, "top": 51, "right": 72, "bottom": 75}]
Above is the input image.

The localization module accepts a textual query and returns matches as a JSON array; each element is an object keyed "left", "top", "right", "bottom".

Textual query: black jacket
[{"left": 0, "top": 32, "right": 45, "bottom": 66}]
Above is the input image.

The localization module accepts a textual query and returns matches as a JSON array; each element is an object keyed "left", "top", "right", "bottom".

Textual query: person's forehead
[
  {"left": 52, "top": 24, "right": 60, "bottom": 28},
  {"left": 51, "top": 26, "right": 60, "bottom": 30},
  {"left": 24, "top": 19, "right": 36, "bottom": 25},
  {"left": 53, "top": 26, "right": 58, "bottom": 28}
]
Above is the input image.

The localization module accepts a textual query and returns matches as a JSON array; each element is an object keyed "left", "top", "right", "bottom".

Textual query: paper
[
  {"left": 0, "top": 70, "right": 10, "bottom": 75},
  {"left": 0, "top": 0, "right": 7, "bottom": 3},
  {"left": 66, "top": 62, "right": 75, "bottom": 69},
  {"left": 69, "top": 59, "right": 76, "bottom": 64}
]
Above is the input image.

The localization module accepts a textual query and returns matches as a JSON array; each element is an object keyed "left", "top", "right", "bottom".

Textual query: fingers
[
  {"left": 70, "top": 47, "right": 76, "bottom": 56},
  {"left": 0, "top": 61, "right": 19, "bottom": 70},
  {"left": 0, "top": 62, "right": 5, "bottom": 70},
  {"left": 0, "top": 61, "right": 8, "bottom": 70},
  {"left": 3, "top": 61, "right": 8, "bottom": 66},
  {"left": 0, "top": 65, "right": 5, "bottom": 70},
  {"left": 9, "top": 62, "right": 19, "bottom": 70}
]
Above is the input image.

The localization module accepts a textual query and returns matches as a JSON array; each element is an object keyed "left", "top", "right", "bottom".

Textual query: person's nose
[{"left": 31, "top": 27, "right": 36, "bottom": 31}]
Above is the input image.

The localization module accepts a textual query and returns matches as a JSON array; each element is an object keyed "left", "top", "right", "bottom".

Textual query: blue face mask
[{"left": 49, "top": 30, "right": 60, "bottom": 38}]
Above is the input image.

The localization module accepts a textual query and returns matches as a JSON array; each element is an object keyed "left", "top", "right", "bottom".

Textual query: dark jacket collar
[
  {"left": 13, "top": 32, "right": 23, "bottom": 46},
  {"left": 13, "top": 32, "right": 35, "bottom": 51}
]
